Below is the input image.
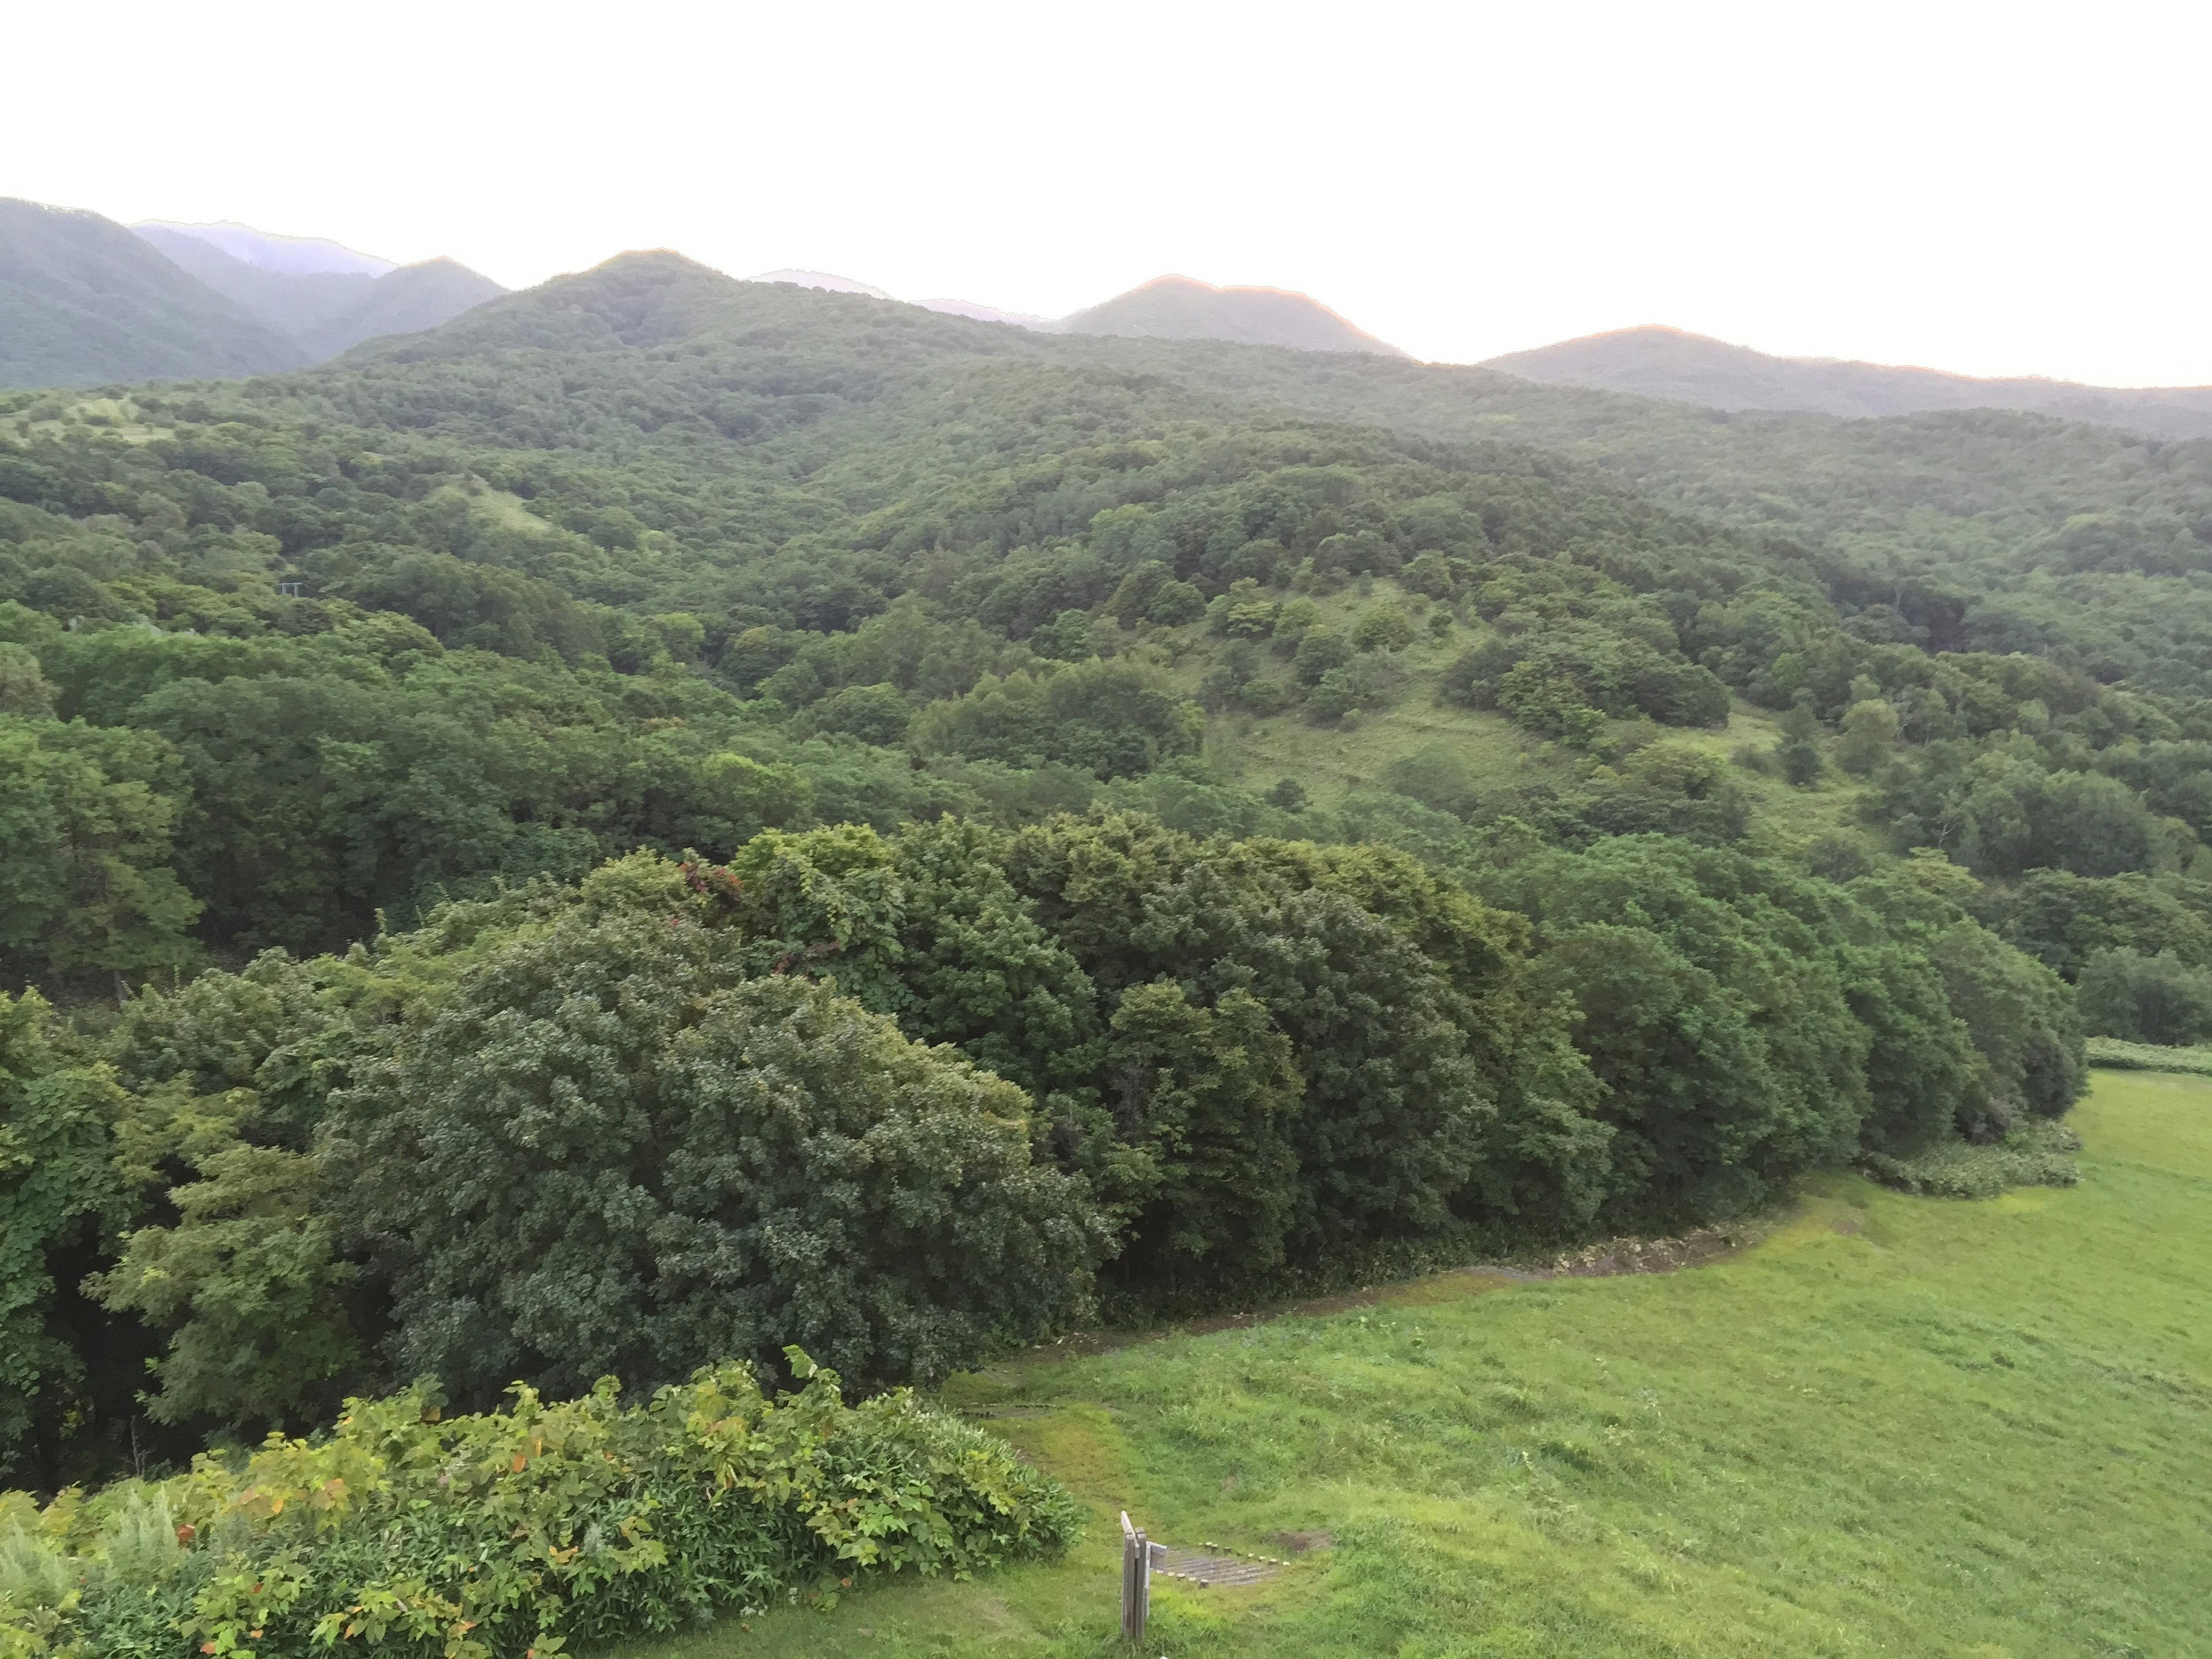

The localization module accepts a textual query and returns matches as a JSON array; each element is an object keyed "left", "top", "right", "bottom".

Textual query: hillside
[
  {"left": 1058, "top": 272, "right": 1407, "bottom": 355},
  {"left": 136, "top": 221, "right": 505, "bottom": 360},
  {"left": 134, "top": 222, "right": 380, "bottom": 340},
  {"left": 0, "top": 197, "right": 305, "bottom": 387},
  {"left": 7, "top": 244, "right": 2212, "bottom": 1529},
  {"left": 1485, "top": 324, "right": 2212, "bottom": 440},
  {"left": 299, "top": 256, "right": 506, "bottom": 356}
]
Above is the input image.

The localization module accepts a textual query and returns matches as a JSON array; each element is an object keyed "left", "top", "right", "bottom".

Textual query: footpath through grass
[{"left": 621, "top": 1070, "right": 2212, "bottom": 1658}]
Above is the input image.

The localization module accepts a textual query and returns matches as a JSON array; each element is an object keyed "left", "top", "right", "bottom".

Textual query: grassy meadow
[{"left": 621, "top": 1067, "right": 2212, "bottom": 1658}]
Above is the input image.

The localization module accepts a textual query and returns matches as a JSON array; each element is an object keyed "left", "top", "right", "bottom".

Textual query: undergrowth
[
  {"left": 0, "top": 1356, "right": 1074, "bottom": 1659},
  {"left": 1858, "top": 1118, "right": 2082, "bottom": 1199},
  {"left": 2084, "top": 1036, "right": 2212, "bottom": 1074}
]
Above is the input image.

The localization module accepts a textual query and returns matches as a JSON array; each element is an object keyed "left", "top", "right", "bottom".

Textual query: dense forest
[{"left": 6, "top": 252, "right": 2211, "bottom": 1537}]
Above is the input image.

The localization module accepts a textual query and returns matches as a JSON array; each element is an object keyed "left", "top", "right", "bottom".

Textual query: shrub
[
  {"left": 2083, "top": 1036, "right": 2212, "bottom": 1073},
  {"left": 1351, "top": 603, "right": 1418, "bottom": 653},
  {"left": 1859, "top": 1118, "right": 2081, "bottom": 1198},
  {"left": 1291, "top": 625, "right": 1353, "bottom": 686},
  {"left": 0, "top": 1358, "right": 1077, "bottom": 1659}
]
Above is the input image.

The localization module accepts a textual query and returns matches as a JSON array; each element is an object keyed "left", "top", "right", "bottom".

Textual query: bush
[
  {"left": 1859, "top": 1118, "right": 2081, "bottom": 1198},
  {"left": 0, "top": 1359, "right": 1077, "bottom": 1659},
  {"left": 2082, "top": 1036, "right": 2212, "bottom": 1073},
  {"left": 1351, "top": 603, "right": 1418, "bottom": 653}
]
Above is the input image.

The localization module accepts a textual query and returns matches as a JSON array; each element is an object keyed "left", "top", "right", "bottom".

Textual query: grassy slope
[
  {"left": 620, "top": 1069, "right": 2212, "bottom": 1658},
  {"left": 1161, "top": 580, "right": 1861, "bottom": 855}
]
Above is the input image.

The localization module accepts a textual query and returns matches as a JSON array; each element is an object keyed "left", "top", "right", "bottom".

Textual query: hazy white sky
[{"left": 14, "top": 0, "right": 2210, "bottom": 385}]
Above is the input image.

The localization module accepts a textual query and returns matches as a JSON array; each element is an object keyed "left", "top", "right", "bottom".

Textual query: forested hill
[
  {"left": 1056, "top": 273, "right": 1407, "bottom": 355},
  {"left": 327, "top": 253, "right": 2212, "bottom": 692},
  {"left": 0, "top": 198, "right": 306, "bottom": 388},
  {"left": 134, "top": 222, "right": 506, "bottom": 360},
  {"left": 0, "top": 198, "right": 502, "bottom": 387},
  {"left": 9, "top": 246, "right": 2212, "bottom": 1493}
]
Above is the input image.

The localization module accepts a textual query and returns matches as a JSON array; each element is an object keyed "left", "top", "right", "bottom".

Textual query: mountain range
[
  {"left": 0, "top": 199, "right": 504, "bottom": 389},
  {"left": 757, "top": 269, "right": 1403, "bottom": 355},
  {"left": 1483, "top": 325, "right": 2212, "bottom": 441},
  {"left": 11, "top": 195, "right": 2212, "bottom": 442}
]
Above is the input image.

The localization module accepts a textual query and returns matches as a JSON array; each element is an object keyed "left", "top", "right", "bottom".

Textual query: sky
[{"left": 13, "top": 0, "right": 2211, "bottom": 386}]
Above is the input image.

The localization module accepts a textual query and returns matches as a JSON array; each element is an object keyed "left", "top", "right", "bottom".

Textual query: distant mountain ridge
[
  {"left": 747, "top": 268, "right": 1404, "bottom": 355},
  {"left": 134, "top": 220, "right": 395, "bottom": 277},
  {"left": 750, "top": 268, "right": 893, "bottom": 300},
  {"left": 1056, "top": 275, "right": 1406, "bottom": 357},
  {"left": 135, "top": 221, "right": 504, "bottom": 361},
  {"left": 0, "top": 198, "right": 506, "bottom": 389},
  {"left": 0, "top": 199, "right": 305, "bottom": 388},
  {"left": 1484, "top": 325, "right": 2212, "bottom": 440}
]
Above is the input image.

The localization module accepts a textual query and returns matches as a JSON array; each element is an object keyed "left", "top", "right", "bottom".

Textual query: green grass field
[{"left": 619, "top": 1069, "right": 2212, "bottom": 1658}]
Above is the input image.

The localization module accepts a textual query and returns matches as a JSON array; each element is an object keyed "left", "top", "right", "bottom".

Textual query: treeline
[{"left": 5, "top": 815, "right": 2080, "bottom": 1490}]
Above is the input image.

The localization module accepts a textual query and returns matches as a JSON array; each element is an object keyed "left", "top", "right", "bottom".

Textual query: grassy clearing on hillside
[
  {"left": 1166, "top": 578, "right": 1870, "bottom": 856},
  {"left": 619, "top": 1070, "right": 2212, "bottom": 1658}
]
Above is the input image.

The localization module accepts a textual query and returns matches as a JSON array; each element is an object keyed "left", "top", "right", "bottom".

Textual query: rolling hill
[
  {"left": 1056, "top": 273, "right": 1406, "bottom": 355},
  {"left": 1484, "top": 324, "right": 2212, "bottom": 439},
  {"left": 135, "top": 221, "right": 505, "bottom": 360},
  {"left": 0, "top": 198, "right": 306, "bottom": 388}
]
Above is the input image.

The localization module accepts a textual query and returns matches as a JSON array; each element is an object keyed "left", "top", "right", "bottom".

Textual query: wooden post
[{"left": 1120, "top": 1511, "right": 1150, "bottom": 1644}]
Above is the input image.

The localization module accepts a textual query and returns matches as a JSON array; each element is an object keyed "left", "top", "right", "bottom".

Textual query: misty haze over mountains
[
  {"left": 1484, "top": 325, "right": 2212, "bottom": 442},
  {"left": 759, "top": 270, "right": 1399, "bottom": 355},
  {"left": 0, "top": 199, "right": 504, "bottom": 388},
  {"left": 7, "top": 194, "right": 2212, "bottom": 442}
]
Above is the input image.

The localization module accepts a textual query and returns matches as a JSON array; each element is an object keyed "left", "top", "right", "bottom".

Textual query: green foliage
[
  {"left": 1101, "top": 981, "right": 1302, "bottom": 1283},
  {"left": 1834, "top": 696, "right": 1899, "bottom": 774},
  {"left": 2082, "top": 1035, "right": 2212, "bottom": 1072},
  {"left": 0, "top": 717, "right": 200, "bottom": 986},
  {"left": 0, "top": 991, "right": 136, "bottom": 1484},
  {"left": 2074, "top": 945, "right": 2212, "bottom": 1045},
  {"left": 1859, "top": 1116, "right": 2081, "bottom": 1198},
  {"left": 0, "top": 1359, "right": 1076, "bottom": 1659},
  {"left": 1980, "top": 868, "right": 2212, "bottom": 980},
  {"left": 1775, "top": 700, "right": 1823, "bottom": 785},
  {"left": 1486, "top": 840, "right": 1872, "bottom": 1219},
  {"left": 911, "top": 660, "right": 1201, "bottom": 779},
  {"left": 340, "top": 915, "right": 1105, "bottom": 1402},
  {"left": 1380, "top": 744, "right": 1483, "bottom": 820},
  {"left": 1477, "top": 839, "right": 2059, "bottom": 1222},
  {"left": 1923, "top": 918, "right": 2087, "bottom": 1134},
  {"left": 89, "top": 1144, "right": 359, "bottom": 1429},
  {"left": 724, "top": 822, "right": 1104, "bottom": 1100}
]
